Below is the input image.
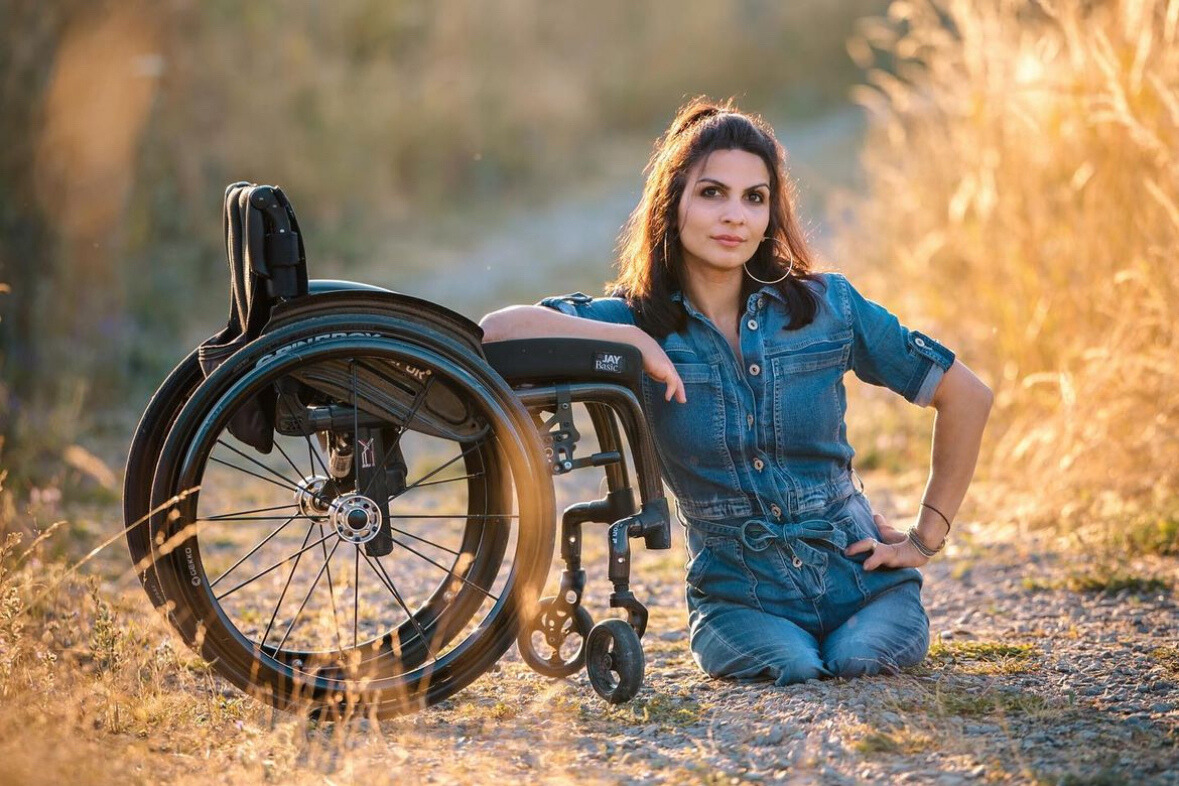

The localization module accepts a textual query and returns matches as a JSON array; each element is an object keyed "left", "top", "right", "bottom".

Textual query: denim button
[
  {"left": 756, "top": 296, "right": 765, "bottom": 309},
  {"left": 749, "top": 363, "right": 761, "bottom": 376},
  {"left": 770, "top": 504, "right": 782, "bottom": 518},
  {"left": 753, "top": 458, "right": 765, "bottom": 471},
  {"left": 747, "top": 319, "right": 758, "bottom": 330},
  {"left": 746, "top": 413, "right": 754, "bottom": 429},
  {"left": 792, "top": 555, "right": 803, "bottom": 568},
  {"left": 915, "top": 337, "right": 927, "bottom": 348}
]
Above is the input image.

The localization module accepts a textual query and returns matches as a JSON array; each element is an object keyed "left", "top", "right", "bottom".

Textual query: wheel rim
[{"left": 151, "top": 338, "right": 550, "bottom": 708}]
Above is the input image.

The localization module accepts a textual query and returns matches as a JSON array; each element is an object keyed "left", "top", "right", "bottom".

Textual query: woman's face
[{"left": 675, "top": 148, "right": 772, "bottom": 279}]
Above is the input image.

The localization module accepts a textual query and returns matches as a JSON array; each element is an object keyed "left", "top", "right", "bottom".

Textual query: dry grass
[{"left": 838, "top": 0, "right": 1179, "bottom": 553}]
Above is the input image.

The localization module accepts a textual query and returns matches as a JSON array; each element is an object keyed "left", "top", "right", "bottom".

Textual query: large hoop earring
[{"left": 744, "top": 237, "right": 795, "bottom": 285}]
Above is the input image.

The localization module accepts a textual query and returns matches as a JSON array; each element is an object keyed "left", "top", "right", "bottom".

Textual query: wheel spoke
[
  {"left": 304, "top": 431, "right": 331, "bottom": 480},
  {"left": 209, "top": 513, "right": 300, "bottom": 589},
  {"left": 204, "top": 502, "right": 301, "bottom": 521},
  {"left": 398, "top": 442, "right": 485, "bottom": 498},
  {"left": 208, "top": 455, "right": 300, "bottom": 494},
  {"left": 387, "top": 533, "right": 501, "bottom": 603},
  {"left": 214, "top": 439, "right": 302, "bottom": 490},
  {"left": 384, "top": 513, "right": 517, "bottom": 520},
  {"left": 215, "top": 528, "right": 334, "bottom": 601},
  {"left": 258, "top": 522, "right": 318, "bottom": 648},
  {"left": 275, "top": 537, "right": 343, "bottom": 654},
  {"left": 353, "top": 545, "right": 360, "bottom": 649},
  {"left": 361, "top": 552, "right": 438, "bottom": 662},
  {"left": 409, "top": 473, "right": 484, "bottom": 490},
  {"left": 202, "top": 515, "right": 319, "bottom": 522},
  {"left": 317, "top": 522, "right": 345, "bottom": 654},
  {"left": 386, "top": 525, "right": 461, "bottom": 557},
  {"left": 270, "top": 437, "right": 306, "bottom": 483}
]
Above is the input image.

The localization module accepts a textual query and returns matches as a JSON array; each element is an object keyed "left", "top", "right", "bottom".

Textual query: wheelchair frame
[{"left": 124, "top": 183, "right": 672, "bottom": 716}]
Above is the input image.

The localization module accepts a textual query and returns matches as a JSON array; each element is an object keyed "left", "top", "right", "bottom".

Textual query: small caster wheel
[
  {"left": 585, "top": 618, "right": 644, "bottom": 704},
  {"left": 518, "top": 595, "right": 594, "bottom": 677}
]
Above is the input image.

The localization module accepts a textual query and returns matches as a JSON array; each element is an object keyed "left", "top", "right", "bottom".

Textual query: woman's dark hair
[{"left": 608, "top": 97, "right": 823, "bottom": 338}]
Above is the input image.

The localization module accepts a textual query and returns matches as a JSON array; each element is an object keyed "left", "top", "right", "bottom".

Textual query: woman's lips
[{"left": 712, "top": 235, "right": 745, "bottom": 248}]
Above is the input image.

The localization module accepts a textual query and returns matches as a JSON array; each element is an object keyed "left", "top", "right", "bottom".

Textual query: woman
[{"left": 480, "top": 98, "right": 993, "bottom": 684}]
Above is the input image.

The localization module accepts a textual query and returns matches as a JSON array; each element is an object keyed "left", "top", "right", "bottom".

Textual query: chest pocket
[
  {"left": 643, "top": 359, "right": 750, "bottom": 521},
  {"left": 768, "top": 335, "right": 851, "bottom": 459}
]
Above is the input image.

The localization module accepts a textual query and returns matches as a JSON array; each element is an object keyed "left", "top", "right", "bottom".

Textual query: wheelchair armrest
[{"left": 483, "top": 338, "right": 643, "bottom": 396}]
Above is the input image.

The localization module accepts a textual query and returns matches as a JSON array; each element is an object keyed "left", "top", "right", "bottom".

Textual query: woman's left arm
[{"left": 846, "top": 359, "right": 994, "bottom": 570}]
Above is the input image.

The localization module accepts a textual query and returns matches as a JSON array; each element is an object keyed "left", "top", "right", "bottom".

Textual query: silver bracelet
[{"left": 906, "top": 527, "right": 945, "bottom": 558}]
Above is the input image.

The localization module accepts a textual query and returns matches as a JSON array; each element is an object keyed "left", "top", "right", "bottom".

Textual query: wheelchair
[{"left": 123, "top": 183, "right": 672, "bottom": 718}]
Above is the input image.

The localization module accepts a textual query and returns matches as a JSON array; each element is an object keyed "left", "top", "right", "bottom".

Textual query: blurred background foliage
[
  {"left": 0, "top": 0, "right": 883, "bottom": 486},
  {"left": 1, "top": 0, "right": 1176, "bottom": 554}
]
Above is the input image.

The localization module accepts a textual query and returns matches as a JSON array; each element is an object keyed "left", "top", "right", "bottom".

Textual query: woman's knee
[
  {"left": 823, "top": 617, "right": 930, "bottom": 678},
  {"left": 691, "top": 623, "right": 827, "bottom": 685}
]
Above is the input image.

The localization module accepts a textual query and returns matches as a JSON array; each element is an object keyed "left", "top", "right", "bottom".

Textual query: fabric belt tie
[{"left": 737, "top": 519, "right": 848, "bottom": 568}]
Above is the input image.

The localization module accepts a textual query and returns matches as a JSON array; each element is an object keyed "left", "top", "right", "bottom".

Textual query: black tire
[
  {"left": 585, "top": 618, "right": 645, "bottom": 704},
  {"left": 147, "top": 333, "right": 553, "bottom": 717},
  {"left": 123, "top": 348, "right": 205, "bottom": 611},
  {"left": 517, "top": 596, "right": 594, "bottom": 677}
]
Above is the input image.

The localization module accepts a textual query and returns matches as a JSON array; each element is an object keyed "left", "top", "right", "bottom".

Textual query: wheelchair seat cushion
[{"left": 483, "top": 338, "right": 643, "bottom": 395}]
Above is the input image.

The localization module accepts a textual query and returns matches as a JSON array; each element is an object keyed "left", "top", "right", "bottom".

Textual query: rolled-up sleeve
[
  {"left": 536, "top": 292, "right": 636, "bottom": 326},
  {"left": 838, "top": 275, "right": 955, "bottom": 406}
]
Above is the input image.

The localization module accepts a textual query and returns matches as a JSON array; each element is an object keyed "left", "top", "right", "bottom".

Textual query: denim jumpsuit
[{"left": 539, "top": 273, "right": 956, "bottom": 684}]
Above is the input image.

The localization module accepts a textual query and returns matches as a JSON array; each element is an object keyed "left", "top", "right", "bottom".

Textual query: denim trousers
[{"left": 684, "top": 491, "right": 930, "bottom": 685}]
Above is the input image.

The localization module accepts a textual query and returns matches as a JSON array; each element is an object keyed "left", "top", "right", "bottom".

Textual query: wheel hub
[
  {"left": 295, "top": 475, "right": 332, "bottom": 519},
  {"left": 329, "top": 493, "right": 382, "bottom": 544}
]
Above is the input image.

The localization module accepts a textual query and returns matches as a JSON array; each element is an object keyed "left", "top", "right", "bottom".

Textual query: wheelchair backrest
[
  {"left": 197, "top": 183, "right": 309, "bottom": 453},
  {"left": 198, "top": 183, "right": 309, "bottom": 379}
]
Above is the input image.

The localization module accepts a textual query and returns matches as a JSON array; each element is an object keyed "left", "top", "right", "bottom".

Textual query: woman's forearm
[
  {"left": 480, "top": 305, "right": 687, "bottom": 403},
  {"left": 916, "top": 360, "right": 994, "bottom": 545},
  {"left": 479, "top": 305, "right": 638, "bottom": 344}
]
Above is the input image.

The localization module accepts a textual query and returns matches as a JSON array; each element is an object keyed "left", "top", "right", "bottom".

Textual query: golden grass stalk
[{"left": 842, "top": 0, "right": 1179, "bottom": 548}]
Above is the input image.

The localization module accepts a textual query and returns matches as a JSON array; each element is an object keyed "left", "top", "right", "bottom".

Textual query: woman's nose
[{"left": 720, "top": 197, "right": 745, "bottom": 224}]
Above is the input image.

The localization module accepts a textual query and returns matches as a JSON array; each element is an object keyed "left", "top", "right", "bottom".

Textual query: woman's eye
[
  {"left": 747, "top": 192, "right": 766, "bottom": 204},
  {"left": 701, "top": 186, "right": 721, "bottom": 197}
]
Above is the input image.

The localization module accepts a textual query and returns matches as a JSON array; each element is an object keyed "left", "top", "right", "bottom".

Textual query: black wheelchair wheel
[
  {"left": 517, "top": 596, "right": 594, "bottom": 678},
  {"left": 585, "top": 619, "right": 645, "bottom": 704},
  {"left": 123, "top": 349, "right": 204, "bottom": 610},
  {"left": 147, "top": 334, "right": 553, "bottom": 717}
]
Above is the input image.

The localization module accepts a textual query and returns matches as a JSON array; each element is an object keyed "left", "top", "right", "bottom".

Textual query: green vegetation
[
  {"left": 602, "top": 690, "right": 705, "bottom": 729},
  {"left": 852, "top": 727, "right": 936, "bottom": 754},
  {"left": 1023, "top": 573, "right": 1172, "bottom": 596}
]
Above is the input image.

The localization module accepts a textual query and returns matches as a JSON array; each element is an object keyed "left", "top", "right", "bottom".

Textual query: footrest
[{"left": 483, "top": 338, "right": 643, "bottom": 395}]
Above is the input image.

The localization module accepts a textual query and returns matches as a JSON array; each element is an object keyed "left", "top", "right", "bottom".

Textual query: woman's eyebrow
[{"left": 697, "top": 177, "right": 770, "bottom": 191}]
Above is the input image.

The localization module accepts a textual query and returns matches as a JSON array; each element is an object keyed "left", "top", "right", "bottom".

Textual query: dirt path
[{"left": 333, "top": 474, "right": 1177, "bottom": 786}]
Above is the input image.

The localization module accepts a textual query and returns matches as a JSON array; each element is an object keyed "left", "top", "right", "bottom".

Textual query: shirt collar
[{"left": 671, "top": 285, "right": 786, "bottom": 316}]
